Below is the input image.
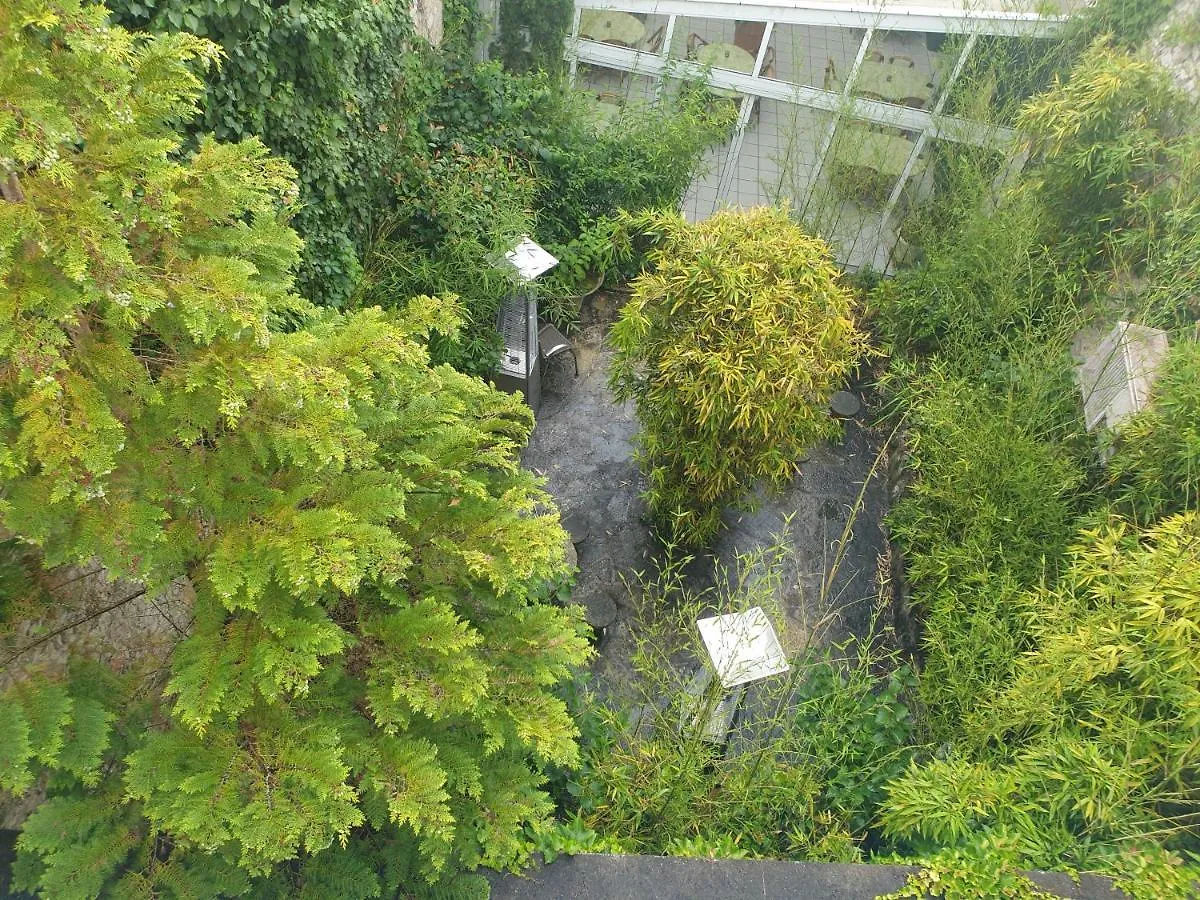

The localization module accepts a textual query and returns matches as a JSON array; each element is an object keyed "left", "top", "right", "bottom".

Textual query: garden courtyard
[{"left": 1, "top": 0, "right": 1199, "bottom": 897}]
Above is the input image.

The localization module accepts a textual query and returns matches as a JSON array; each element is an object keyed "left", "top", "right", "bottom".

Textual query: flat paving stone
[{"left": 830, "top": 389, "right": 863, "bottom": 418}]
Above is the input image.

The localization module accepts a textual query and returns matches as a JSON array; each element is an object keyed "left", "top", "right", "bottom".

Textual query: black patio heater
[
  {"left": 495, "top": 291, "right": 541, "bottom": 412},
  {"left": 494, "top": 236, "right": 558, "bottom": 413}
]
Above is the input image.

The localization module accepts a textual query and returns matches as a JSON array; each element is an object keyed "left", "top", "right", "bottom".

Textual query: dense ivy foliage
[
  {"left": 491, "top": 0, "right": 572, "bottom": 74},
  {"left": 106, "top": 0, "right": 417, "bottom": 307},
  {"left": 360, "top": 60, "right": 731, "bottom": 374},
  {"left": 0, "top": 4, "right": 590, "bottom": 895}
]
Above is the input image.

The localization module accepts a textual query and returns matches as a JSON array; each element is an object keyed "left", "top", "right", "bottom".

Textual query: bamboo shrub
[{"left": 608, "top": 207, "right": 871, "bottom": 547}]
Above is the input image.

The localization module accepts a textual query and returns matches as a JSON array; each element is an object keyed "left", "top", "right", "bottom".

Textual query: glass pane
[
  {"left": 745, "top": 101, "right": 834, "bottom": 209},
  {"left": 851, "top": 29, "right": 941, "bottom": 111},
  {"left": 682, "top": 142, "right": 727, "bottom": 221},
  {"left": 575, "top": 64, "right": 659, "bottom": 129},
  {"left": 887, "top": 137, "right": 1011, "bottom": 269},
  {"left": 803, "top": 119, "right": 917, "bottom": 271},
  {"left": 577, "top": 8, "right": 669, "bottom": 54},
  {"left": 764, "top": 25, "right": 868, "bottom": 94},
  {"left": 825, "top": 120, "right": 916, "bottom": 206},
  {"left": 940, "top": 34, "right": 1059, "bottom": 126},
  {"left": 669, "top": 17, "right": 760, "bottom": 76},
  {"left": 682, "top": 100, "right": 834, "bottom": 224}
]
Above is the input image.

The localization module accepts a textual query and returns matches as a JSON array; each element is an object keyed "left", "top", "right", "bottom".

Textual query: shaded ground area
[
  {"left": 524, "top": 293, "right": 649, "bottom": 644},
  {"left": 703, "top": 416, "right": 890, "bottom": 652},
  {"left": 523, "top": 293, "right": 892, "bottom": 693}
]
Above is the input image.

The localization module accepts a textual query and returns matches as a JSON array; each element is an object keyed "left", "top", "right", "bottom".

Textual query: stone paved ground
[
  {"left": 1151, "top": 0, "right": 1200, "bottom": 99},
  {"left": 522, "top": 292, "right": 894, "bottom": 695}
]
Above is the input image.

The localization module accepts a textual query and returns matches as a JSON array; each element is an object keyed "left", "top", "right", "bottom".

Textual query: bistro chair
[{"left": 539, "top": 321, "right": 578, "bottom": 378}]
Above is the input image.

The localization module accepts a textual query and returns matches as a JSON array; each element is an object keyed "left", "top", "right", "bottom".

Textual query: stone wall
[
  {"left": 1150, "top": 0, "right": 1200, "bottom": 98},
  {"left": 0, "top": 565, "right": 192, "bottom": 829}
]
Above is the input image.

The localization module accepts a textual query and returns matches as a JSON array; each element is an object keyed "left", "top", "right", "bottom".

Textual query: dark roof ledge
[{"left": 487, "top": 853, "right": 1126, "bottom": 900}]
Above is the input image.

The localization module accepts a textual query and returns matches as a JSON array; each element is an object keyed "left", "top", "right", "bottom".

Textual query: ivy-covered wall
[{"left": 108, "top": 0, "right": 421, "bottom": 307}]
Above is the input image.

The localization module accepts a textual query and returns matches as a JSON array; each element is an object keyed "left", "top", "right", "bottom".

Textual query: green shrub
[
  {"left": 609, "top": 207, "right": 871, "bottom": 547},
  {"left": 555, "top": 543, "right": 916, "bottom": 861},
  {"left": 791, "top": 656, "right": 917, "bottom": 836},
  {"left": 535, "top": 86, "right": 735, "bottom": 248},
  {"left": 888, "top": 368, "right": 1085, "bottom": 587},
  {"left": 108, "top": 0, "right": 418, "bottom": 308},
  {"left": 359, "top": 144, "right": 537, "bottom": 375},
  {"left": 1112, "top": 134, "right": 1200, "bottom": 329},
  {"left": 492, "top": 0, "right": 573, "bottom": 74},
  {"left": 0, "top": 5, "right": 591, "bottom": 892},
  {"left": 872, "top": 34, "right": 1200, "bottom": 897},
  {"left": 359, "top": 64, "right": 729, "bottom": 367},
  {"left": 1073, "top": 0, "right": 1177, "bottom": 47},
  {"left": 1105, "top": 339, "right": 1200, "bottom": 521},
  {"left": 882, "top": 513, "right": 1200, "bottom": 897},
  {"left": 884, "top": 362, "right": 1088, "bottom": 738},
  {"left": 1016, "top": 37, "right": 1187, "bottom": 261},
  {"left": 870, "top": 185, "right": 1083, "bottom": 361}
]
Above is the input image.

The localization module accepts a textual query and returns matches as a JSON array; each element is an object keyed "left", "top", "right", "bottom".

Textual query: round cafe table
[
  {"left": 853, "top": 60, "right": 933, "bottom": 107},
  {"left": 695, "top": 42, "right": 756, "bottom": 98},
  {"left": 578, "top": 10, "right": 646, "bottom": 47},
  {"left": 583, "top": 95, "right": 621, "bottom": 130}
]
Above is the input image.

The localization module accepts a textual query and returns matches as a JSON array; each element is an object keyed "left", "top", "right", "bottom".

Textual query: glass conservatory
[{"left": 565, "top": 0, "right": 1079, "bottom": 270}]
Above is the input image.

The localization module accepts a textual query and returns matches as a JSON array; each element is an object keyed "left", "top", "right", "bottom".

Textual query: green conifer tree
[{"left": 0, "top": 2, "right": 589, "bottom": 895}]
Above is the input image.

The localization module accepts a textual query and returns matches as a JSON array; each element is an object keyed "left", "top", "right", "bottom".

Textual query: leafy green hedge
[
  {"left": 492, "top": 0, "right": 573, "bottom": 74},
  {"left": 884, "top": 364, "right": 1088, "bottom": 738},
  {"left": 360, "top": 61, "right": 731, "bottom": 374}
]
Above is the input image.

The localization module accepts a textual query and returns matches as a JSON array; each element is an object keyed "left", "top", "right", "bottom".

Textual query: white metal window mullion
[
  {"left": 662, "top": 14, "right": 678, "bottom": 59},
  {"left": 714, "top": 100, "right": 757, "bottom": 205},
  {"left": 751, "top": 21, "right": 775, "bottom": 74},
  {"left": 573, "top": 39, "right": 1015, "bottom": 147},
  {"left": 571, "top": 0, "right": 1065, "bottom": 40},
  {"left": 881, "top": 31, "right": 978, "bottom": 220},
  {"left": 653, "top": 14, "right": 679, "bottom": 103},
  {"left": 805, "top": 26, "right": 873, "bottom": 220},
  {"left": 715, "top": 23, "right": 775, "bottom": 206},
  {"left": 567, "top": 7, "right": 583, "bottom": 83}
]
